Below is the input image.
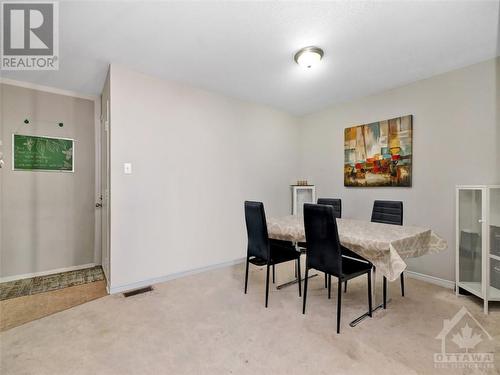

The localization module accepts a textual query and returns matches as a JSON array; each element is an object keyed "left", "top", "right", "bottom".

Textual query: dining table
[{"left": 266, "top": 215, "right": 448, "bottom": 325}]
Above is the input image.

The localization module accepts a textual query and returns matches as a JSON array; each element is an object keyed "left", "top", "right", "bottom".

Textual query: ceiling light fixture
[{"left": 294, "top": 46, "right": 324, "bottom": 69}]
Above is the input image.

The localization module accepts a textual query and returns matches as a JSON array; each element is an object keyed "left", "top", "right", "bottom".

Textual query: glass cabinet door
[
  {"left": 489, "top": 188, "right": 500, "bottom": 299},
  {"left": 458, "top": 188, "right": 483, "bottom": 295}
]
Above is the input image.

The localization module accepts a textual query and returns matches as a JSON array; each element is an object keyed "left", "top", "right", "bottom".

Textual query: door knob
[{"left": 96, "top": 203, "right": 103, "bottom": 208}]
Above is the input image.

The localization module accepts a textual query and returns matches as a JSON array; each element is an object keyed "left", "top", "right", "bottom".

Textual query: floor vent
[{"left": 123, "top": 286, "right": 153, "bottom": 298}]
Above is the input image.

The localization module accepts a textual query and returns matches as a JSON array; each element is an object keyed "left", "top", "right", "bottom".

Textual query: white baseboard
[
  {"left": 109, "top": 257, "right": 246, "bottom": 295},
  {"left": 0, "top": 263, "right": 98, "bottom": 283},
  {"left": 405, "top": 270, "right": 455, "bottom": 290}
]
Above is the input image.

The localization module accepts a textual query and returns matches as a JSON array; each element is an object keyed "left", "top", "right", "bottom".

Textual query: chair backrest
[
  {"left": 244, "top": 201, "right": 270, "bottom": 260},
  {"left": 371, "top": 200, "right": 403, "bottom": 226},
  {"left": 317, "top": 198, "right": 342, "bottom": 218},
  {"left": 303, "top": 203, "right": 342, "bottom": 276}
]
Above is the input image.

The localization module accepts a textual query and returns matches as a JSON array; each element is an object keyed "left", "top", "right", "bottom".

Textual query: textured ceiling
[{"left": 2, "top": 1, "right": 499, "bottom": 115}]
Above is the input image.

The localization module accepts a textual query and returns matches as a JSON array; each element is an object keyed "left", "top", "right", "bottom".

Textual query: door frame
[
  {"left": 93, "top": 93, "right": 103, "bottom": 276},
  {"left": 99, "top": 95, "right": 111, "bottom": 289}
]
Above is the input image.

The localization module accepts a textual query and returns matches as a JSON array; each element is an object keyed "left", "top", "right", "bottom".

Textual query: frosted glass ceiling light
[{"left": 294, "top": 46, "right": 324, "bottom": 68}]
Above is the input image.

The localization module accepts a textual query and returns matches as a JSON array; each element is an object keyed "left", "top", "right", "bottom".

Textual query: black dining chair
[
  {"left": 371, "top": 200, "right": 404, "bottom": 307},
  {"left": 315, "top": 199, "right": 372, "bottom": 299},
  {"left": 302, "top": 203, "right": 372, "bottom": 334},
  {"left": 317, "top": 198, "right": 342, "bottom": 218},
  {"left": 244, "top": 201, "right": 302, "bottom": 307},
  {"left": 298, "top": 198, "right": 342, "bottom": 298},
  {"left": 317, "top": 198, "right": 342, "bottom": 297}
]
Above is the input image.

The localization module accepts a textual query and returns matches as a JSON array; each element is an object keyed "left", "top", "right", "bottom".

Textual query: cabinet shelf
[
  {"left": 458, "top": 282, "right": 500, "bottom": 301},
  {"left": 458, "top": 281, "right": 482, "bottom": 298},
  {"left": 490, "top": 286, "right": 500, "bottom": 301}
]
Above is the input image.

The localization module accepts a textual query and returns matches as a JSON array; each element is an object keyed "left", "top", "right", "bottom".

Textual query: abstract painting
[{"left": 344, "top": 115, "right": 412, "bottom": 187}]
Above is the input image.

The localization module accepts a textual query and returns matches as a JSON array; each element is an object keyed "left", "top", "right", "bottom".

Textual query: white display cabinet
[
  {"left": 291, "top": 185, "right": 316, "bottom": 216},
  {"left": 456, "top": 185, "right": 500, "bottom": 314}
]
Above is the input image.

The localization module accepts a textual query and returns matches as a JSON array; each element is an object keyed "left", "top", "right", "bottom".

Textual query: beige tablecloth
[{"left": 267, "top": 216, "right": 447, "bottom": 282}]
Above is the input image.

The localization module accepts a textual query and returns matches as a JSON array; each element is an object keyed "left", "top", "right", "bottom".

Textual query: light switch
[{"left": 124, "top": 163, "right": 132, "bottom": 174}]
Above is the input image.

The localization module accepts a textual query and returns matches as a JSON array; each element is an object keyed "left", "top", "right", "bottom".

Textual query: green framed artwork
[
  {"left": 13, "top": 134, "right": 74, "bottom": 172},
  {"left": 344, "top": 115, "right": 412, "bottom": 187}
]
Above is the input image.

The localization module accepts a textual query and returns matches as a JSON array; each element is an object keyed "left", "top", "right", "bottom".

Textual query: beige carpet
[
  {"left": 0, "top": 280, "right": 108, "bottom": 331},
  {"left": 1, "top": 262, "right": 499, "bottom": 375}
]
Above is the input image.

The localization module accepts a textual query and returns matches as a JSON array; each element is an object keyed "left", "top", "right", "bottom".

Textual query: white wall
[
  {"left": 107, "top": 58, "right": 498, "bottom": 290},
  {"left": 0, "top": 83, "right": 97, "bottom": 279},
  {"left": 299, "top": 58, "right": 499, "bottom": 282},
  {"left": 108, "top": 64, "right": 300, "bottom": 291},
  {"left": 496, "top": 58, "right": 500, "bottom": 183}
]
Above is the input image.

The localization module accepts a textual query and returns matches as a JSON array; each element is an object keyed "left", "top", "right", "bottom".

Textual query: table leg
[
  {"left": 349, "top": 267, "right": 392, "bottom": 327},
  {"left": 372, "top": 267, "right": 377, "bottom": 304},
  {"left": 276, "top": 243, "right": 318, "bottom": 290}
]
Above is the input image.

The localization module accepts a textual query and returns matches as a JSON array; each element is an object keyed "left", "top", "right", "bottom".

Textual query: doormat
[{"left": 0, "top": 266, "right": 105, "bottom": 301}]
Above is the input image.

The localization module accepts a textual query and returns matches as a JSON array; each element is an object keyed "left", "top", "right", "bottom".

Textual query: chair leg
[
  {"left": 272, "top": 264, "right": 275, "bottom": 284},
  {"left": 324, "top": 273, "right": 328, "bottom": 288},
  {"left": 344, "top": 280, "right": 347, "bottom": 293},
  {"left": 400, "top": 273, "right": 405, "bottom": 297},
  {"left": 265, "top": 264, "right": 270, "bottom": 308},
  {"left": 295, "top": 260, "right": 298, "bottom": 278},
  {"left": 367, "top": 272, "right": 373, "bottom": 317},
  {"left": 337, "top": 278, "right": 342, "bottom": 334},
  {"left": 302, "top": 267, "right": 309, "bottom": 314},
  {"left": 244, "top": 257, "right": 249, "bottom": 294},
  {"left": 328, "top": 274, "right": 332, "bottom": 299},
  {"left": 297, "top": 258, "right": 302, "bottom": 297},
  {"left": 383, "top": 276, "right": 387, "bottom": 309}
]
